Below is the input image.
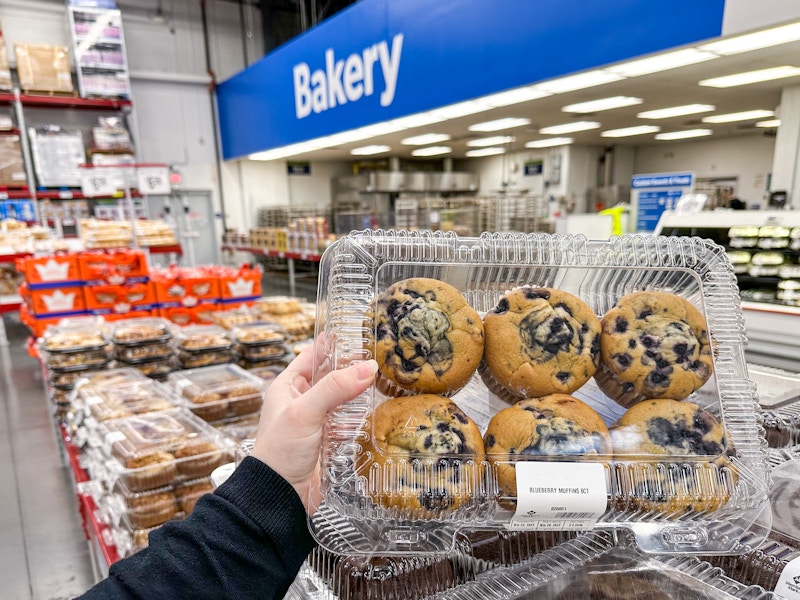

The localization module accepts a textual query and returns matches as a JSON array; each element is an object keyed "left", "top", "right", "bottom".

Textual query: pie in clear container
[{"left": 309, "top": 231, "right": 770, "bottom": 556}]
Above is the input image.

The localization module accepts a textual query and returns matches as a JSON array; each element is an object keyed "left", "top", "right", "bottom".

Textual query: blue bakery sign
[{"left": 216, "top": 0, "right": 726, "bottom": 159}]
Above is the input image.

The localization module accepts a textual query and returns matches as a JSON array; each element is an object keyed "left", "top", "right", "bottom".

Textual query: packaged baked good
[
  {"left": 728, "top": 226, "right": 760, "bottom": 238},
  {"left": 748, "top": 252, "right": 784, "bottom": 277},
  {"left": 97, "top": 408, "right": 236, "bottom": 491},
  {"left": 235, "top": 343, "right": 289, "bottom": 362},
  {"left": 595, "top": 291, "right": 713, "bottom": 408},
  {"left": 231, "top": 322, "right": 287, "bottom": 346},
  {"left": 212, "top": 414, "right": 260, "bottom": 444},
  {"left": 118, "top": 356, "right": 177, "bottom": 379},
  {"left": 175, "top": 478, "right": 215, "bottom": 514},
  {"left": 245, "top": 365, "right": 284, "bottom": 385},
  {"left": 49, "top": 365, "right": 111, "bottom": 389},
  {"left": 252, "top": 295, "right": 303, "bottom": 315},
  {"left": 174, "top": 325, "right": 232, "bottom": 352},
  {"left": 72, "top": 367, "right": 146, "bottom": 395},
  {"left": 112, "top": 317, "right": 172, "bottom": 345},
  {"left": 725, "top": 250, "right": 751, "bottom": 274},
  {"left": 176, "top": 349, "right": 234, "bottom": 369},
  {"left": 481, "top": 287, "right": 600, "bottom": 402},
  {"left": 79, "top": 380, "right": 177, "bottom": 422},
  {"left": 43, "top": 327, "right": 107, "bottom": 352},
  {"left": 310, "top": 231, "right": 768, "bottom": 556},
  {"left": 210, "top": 309, "right": 255, "bottom": 330},
  {"left": 371, "top": 277, "right": 484, "bottom": 396},
  {"left": 114, "top": 342, "right": 174, "bottom": 362},
  {"left": 168, "top": 364, "right": 268, "bottom": 421},
  {"left": 46, "top": 348, "right": 111, "bottom": 370}
]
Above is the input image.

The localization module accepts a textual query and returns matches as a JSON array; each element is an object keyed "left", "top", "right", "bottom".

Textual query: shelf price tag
[
  {"left": 137, "top": 166, "right": 170, "bottom": 195},
  {"left": 775, "top": 556, "right": 800, "bottom": 599},
  {"left": 507, "top": 462, "right": 607, "bottom": 531},
  {"left": 81, "top": 171, "right": 117, "bottom": 197}
]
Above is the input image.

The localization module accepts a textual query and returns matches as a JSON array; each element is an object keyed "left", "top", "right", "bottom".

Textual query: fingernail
[{"left": 354, "top": 360, "right": 378, "bottom": 380}]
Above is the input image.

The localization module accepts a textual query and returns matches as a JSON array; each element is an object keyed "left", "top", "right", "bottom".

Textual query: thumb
[{"left": 301, "top": 360, "right": 378, "bottom": 423}]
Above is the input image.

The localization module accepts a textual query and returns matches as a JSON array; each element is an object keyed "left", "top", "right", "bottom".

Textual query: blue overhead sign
[
  {"left": 216, "top": 0, "right": 726, "bottom": 160},
  {"left": 632, "top": 174, "right": 694, "bottom": 188}
]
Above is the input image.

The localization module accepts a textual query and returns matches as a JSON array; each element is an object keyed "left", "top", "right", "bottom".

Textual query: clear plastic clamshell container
[
  {"left": 252, "top": 295, "right": 304, "bottom": 315},
  {"left": 71, "top": 367, "right": 147, "bottom": 395},
  {"left": 231, "top": 321, "right": 288, "bottom": 346},
  {"left": 167, "top": 364, "right": 267, "bottom": 422},
  {"left": 111, "top": 317, "right": 172, "bottom": 346},
  {"left": 118, "top": 356, "right": 178, "bottom": 380},
  {"left": 77, "top": 379, "right": 177, "bottom": 423},
  {"left": 235, "top": 342, "right": 290, "bottom": 362},
  {"left": 176, "top": 349, "right": 235, "bottom": 369},
  {"left": 310, "top": 231, "right": 770, "bottom": 556},
  {"left": 174, "top": 324, "right": 233, "bottom": 353},
  {"left": 92, "top": 408, "right": 236, "bottom": 492},
  {"left": 42, "top": 325, "right": 108, "bottom": 353},
  {"left": 114, "top": 342, "right": 174, "bottom": 363},
  {"left": 100, "top": 476, "right": 214, "bottom": 532}
]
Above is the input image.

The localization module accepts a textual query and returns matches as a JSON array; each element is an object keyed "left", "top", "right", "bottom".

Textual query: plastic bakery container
[
  {"left": 168, "top": 364, "right": 267, "bottom": 422},
  {"left": 231, "top": 321, "right": 288, "bottom": 347},
  {"left": 309, "top": 230, "right": 770, "bottom": 556},
  {"left": 76, "top": 379, "right": 178, "bottom": 423},
  {"left": 174, "top": 324, "right": 233, "bottom": 353},
  {"left": 111, "top": 317, "right": 172, "bottom": 346},
  {"left": 92, "top": 408, "right": 236, "bottom": 492}
]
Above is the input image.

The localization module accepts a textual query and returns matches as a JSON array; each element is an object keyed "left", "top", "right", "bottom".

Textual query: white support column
[{"left": 771, "top": 85, "right": 800, "bottom": 206}]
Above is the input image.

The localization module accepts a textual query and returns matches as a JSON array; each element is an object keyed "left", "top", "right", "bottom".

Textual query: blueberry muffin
[
  {"left": 484, "top": 394, "right": 611, "bottom": 501},
  {"left": 596, "top": 291, "right": 713, "bottom": 408},
  {"left": 360, "top": 394, "right": 485, "bottom": 516},
  {"left": 481, "top": 287, "right": 601, "bottom": 402},
  {"left": 372, "top": 278, "right": 484, "bottom": 395},
  {"left": 610, "top": 399, "right": 737, "bottom": 514}
]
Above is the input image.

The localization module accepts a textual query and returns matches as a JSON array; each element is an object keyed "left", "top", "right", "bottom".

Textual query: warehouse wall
[
  {"left": 0, "top": 0, "right": 264, "bottom": 236},
  {"left": 633, "top": 134, "right": 776, "bottom": 205}
]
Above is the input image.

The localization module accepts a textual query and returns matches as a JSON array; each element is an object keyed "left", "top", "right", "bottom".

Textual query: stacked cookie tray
[
  {"left": 749, "top": 365, "right": 800, "bottom": 449},
  {"left": 173, "top": 324, "right": 236, "bottom": 369},
  {"left": 230, "top": 321, "right": 291, "bottom": 370},
  {"left": 84, "top": 408, "right": 235, "bottom": 554},
  {"left": 310, "top": 230, "right": 770, "bottom": 556},
  {"left": 111, "top": 317, "right": 178, "bottom": 379},
  {"left": 167, "top": 364, "right": 268, "bottom": 423},
  {"left": 39, "top": 322, "right": 113, "bottom": 420}
]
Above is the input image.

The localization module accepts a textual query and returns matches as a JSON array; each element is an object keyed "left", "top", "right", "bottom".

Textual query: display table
[{"left": 221, "top": 245, "right": 321, "bottom": 296}]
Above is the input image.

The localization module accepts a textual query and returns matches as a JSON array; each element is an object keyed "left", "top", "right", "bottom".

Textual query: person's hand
[{"left": 252, "top": 338, "right": 377, "bottom": 515}]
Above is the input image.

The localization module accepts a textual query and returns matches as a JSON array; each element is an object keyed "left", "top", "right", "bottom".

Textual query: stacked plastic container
[
  {"left": 230, "top": 321, "right": 291, "bottom": 370},
  {"left": 173, "top": 324, "right": 236, "bottom": 369},
  {"left": 40, "top": 319, "right": 113, "bottom": 421},
  {"left": 111, "top": 317, "right": 177, "bottom": 379}
]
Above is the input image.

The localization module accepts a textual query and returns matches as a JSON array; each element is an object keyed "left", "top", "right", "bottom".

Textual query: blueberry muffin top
[
  {"left": 598, "top": 291, "right": 712, "bottom": 404},
  {"left": 482, "top": 287, "right": 601, "bottom": 401},
  {"left": 372, "top": 277, "right": 484, "bottom": 395}
]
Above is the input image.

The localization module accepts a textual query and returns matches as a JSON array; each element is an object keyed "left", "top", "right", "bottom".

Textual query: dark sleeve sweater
[{"left": 77, "top": 456, "right": 315, "bottom": 599}]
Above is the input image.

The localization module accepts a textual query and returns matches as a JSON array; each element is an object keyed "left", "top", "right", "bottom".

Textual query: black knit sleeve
[{"left": 77, "top": 456, "right": 315, "bottom": 600}]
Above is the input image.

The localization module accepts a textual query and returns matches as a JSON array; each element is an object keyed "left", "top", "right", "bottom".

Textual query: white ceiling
[{"left": 275, "top": 37, "right": 800, "bottom": 162}]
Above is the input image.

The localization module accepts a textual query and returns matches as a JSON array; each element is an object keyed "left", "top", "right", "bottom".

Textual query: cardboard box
[
  {"left": 0, "top": 25, "right": 12, "bottom": 91},
  {"left": 160, "top": 305, "right": 195, "bottom": 326},
  {"left": 20, "top": 305, "right": 88, "bottom": 337},
  {"left": 218, "top": 267, "right": 262, "bottom": 300},
  {"left": 79, "top": 249, "right": 149, "bottom": 284},
  {"left": 0, "top": 136, "right": 25, "bottom": 188},
  {"left": 14, "top": 43, "right": 73, "bottom": 93},
  {"left": 152, "top": 270, "right": 220, "bottom": 307},
  {"left": 192, "top": 302, "right": 220, "bottom": 325},
  {"left": 18, "top": 254, "right": 81, "bottom": 286},
  {"left": 84, "top": 281, "right": 156, "bottom": 313},
  {"left": 24, "top": 284, "right": 86, "bottom": 315}
]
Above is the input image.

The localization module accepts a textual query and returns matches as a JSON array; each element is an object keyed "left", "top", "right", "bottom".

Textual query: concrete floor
[{"left": 0, "top": 318, "right": 96, "bottom": 599}]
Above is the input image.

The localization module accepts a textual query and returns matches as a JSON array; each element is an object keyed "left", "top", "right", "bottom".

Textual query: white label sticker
[
  {"left": 775, "top": 556, "right": 800, "bottom": 599},
  {"left": 508, "top": 462, "right": 607, "bottom": 531},
  {"left": 103, "top": 431, "right": 126, "bottom": 455}
]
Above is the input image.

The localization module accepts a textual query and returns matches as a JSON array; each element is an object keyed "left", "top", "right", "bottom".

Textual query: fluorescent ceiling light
[
  {"left": 605, "top": 48, "right": 718, "bottom": 77},
  {"left": 467, "top": 135, "right": 515, "bottom": 147},
  {"left": 539, "top": 120, "right": 601, "bottom": 135},
  {"left": 699, "top": 65, "right": 800, "bottom": 88},
  {"left": 699, "top": 21, "right": 800, "bottom": 55},
  {"left": 468, "top": 117, "right": 531, "bottom": 132},
  {"left": 401, "top": 133, "right": 451, "bottom": 145},
  {"left": 387, "top": 113, "right": 445, "bottom": 129},
  {"left": 411, "top": 146, "right": 452, "bottom": 157},
  {"left": 465, "top": 147, "right": 506, "bottom": 157},
  {"left": 637, "top": 104, "right": 716, "bottom": 119},
  {"left": 481, "top": 86, "right": 551, "bottom": 107},
  {"left": 429, "top": 100, "right": 493, "bottom": 119},
  {"left": 350, "top": 145, "right": 391, "bottom": 156},
  {"left": 562, "top": 96, "right": 643, "bottom": 113},
  {"left": 756, "top": 119, "right": 781, "bottom": 127},
  {"left": 655, "top": 129, "right": 713, "bottom": 140},
  {"left": 601, "top": 125, "right": 661, "bottom": 138},
  {"left": 536, "top": 70, "right": 624, "bottom": 93},
  {"left": 525, "top": 137, "right": 574, "bottom": 148},
  {"left": 702, "top": 110, "right": 775, "bottom": 123}
]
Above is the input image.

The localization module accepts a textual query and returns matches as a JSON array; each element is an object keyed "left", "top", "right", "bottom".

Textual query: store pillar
[{"left": 771, "top": 84, "right": 800, "bottom": 207}]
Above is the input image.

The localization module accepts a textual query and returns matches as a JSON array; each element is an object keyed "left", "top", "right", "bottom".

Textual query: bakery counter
[{"left": 742, "top": 301, "right": 800, "bottom": 371}]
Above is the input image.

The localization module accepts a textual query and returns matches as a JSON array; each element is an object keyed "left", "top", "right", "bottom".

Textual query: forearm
[{"left": 79, "top": 457, "right": 315, "bottom": 600}]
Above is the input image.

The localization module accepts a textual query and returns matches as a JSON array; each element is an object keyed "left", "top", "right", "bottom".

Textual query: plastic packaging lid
[
  {"left": 114, "top": 342, "right": 175, "bottom": 363},
  {"left": 43, "top": 327, "right": 108, "bottom": 353},
  {"left": 80, "top": 380, "right": 177, "bottom": 422},
  {"left": 252, "top": 295, "right": 304, "bottom": 315},
  {"left": 111, "top": 317, "right": 173, "bottom": 346},
  {"left": 231, "top": 321, "right": 287, "bottom": 346},
  {"left": 174, "top": 324, "right": 233, "bottom": 352},
  {"left": 168, "top": 364, "right": 266, "bottom": 400},
  {"left": 72, "top": 367, "right": 147, "bottom": 395}
]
